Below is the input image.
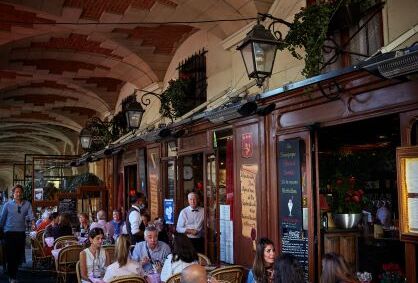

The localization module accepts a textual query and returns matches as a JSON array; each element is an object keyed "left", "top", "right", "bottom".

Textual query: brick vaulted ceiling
[{"left": 0, "top": 0, "right": 274, "bottom": 186}]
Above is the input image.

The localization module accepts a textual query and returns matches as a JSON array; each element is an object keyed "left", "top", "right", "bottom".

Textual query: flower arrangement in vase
[
  {"left": 331, "top": 176, "right": 366, "bottom": 229},
  {"left": 379, "top": 263, "right": 405, "bottom": 283}
]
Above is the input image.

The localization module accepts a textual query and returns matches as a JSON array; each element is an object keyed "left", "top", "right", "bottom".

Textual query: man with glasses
[
  {"left": 132, "top": 225, "right": 171, "bottom": 273},
  {"left": 0, "top": 184, "right": 35, "bottom": 283}
]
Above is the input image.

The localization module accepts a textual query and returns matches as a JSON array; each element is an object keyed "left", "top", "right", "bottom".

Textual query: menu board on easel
[
  {"left": 397, "top": 147, "right": 418, "bottom": 243},
  {"left": 57, "top": 192, "right": 78, "bottom": 227}
]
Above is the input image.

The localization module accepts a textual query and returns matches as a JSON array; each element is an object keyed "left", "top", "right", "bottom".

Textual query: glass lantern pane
[
  {"left": 126, "top": 111, "right": 143, "bottom": 129},
  {"left": 240, "top": 43, "right": 255, "bottom": 76},
  {"left": 80, "top": 136, "right": 91, "bottom": 149},
  {"left": 253, "top": 42, "right": 277, "bottom": 74}
]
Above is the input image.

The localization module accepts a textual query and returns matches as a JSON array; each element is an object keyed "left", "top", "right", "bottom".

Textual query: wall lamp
[{"left": 237, "top": 13, "right": 291, "bottom": 87}]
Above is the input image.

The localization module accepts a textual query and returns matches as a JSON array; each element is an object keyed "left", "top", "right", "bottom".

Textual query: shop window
[{"left": 177, "top": 50, "right": 207, "bottom": 114}]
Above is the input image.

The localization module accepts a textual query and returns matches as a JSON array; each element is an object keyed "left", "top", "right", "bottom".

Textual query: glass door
[
  {"left": 205, "top": 129, "right": 233, "bottom": 264},
  {"left": 205, "top": 153, "right": 217, "bottom": 262}
]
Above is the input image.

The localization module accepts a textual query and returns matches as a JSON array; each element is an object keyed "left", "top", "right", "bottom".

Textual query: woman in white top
[
  {"left": 80, "top": 227, "right": 110, "bottom": 283},
  {"left": 103, "top": 234, "right": 141, "bottom": 282},
  {"left": 160, "top": 233, "right": 198, "bottom": 282}
]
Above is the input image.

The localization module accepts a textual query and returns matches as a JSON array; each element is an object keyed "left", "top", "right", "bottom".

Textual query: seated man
[
  {"left": 90, "top": 210, "right": 114, "bottom": 240},
  {"left": 132, "top": 225, "right": 171, "bottom": 273},
  {"left": 180, "top": 264, "right": 208, "bottom": 283}
]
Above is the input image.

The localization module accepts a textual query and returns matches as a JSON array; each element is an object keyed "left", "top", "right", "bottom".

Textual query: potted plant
[
  {"left": 379, "top": 263, "right": 405, "bottom": 283},
  {"left": 160, "top": 78, "right": 194, "bottom": 121},
  {"left": 331, "top": 176, "right": 365, "bottom": 229},
  {"left": 278, "top": 0, "right": 378, "bottom": 77}
]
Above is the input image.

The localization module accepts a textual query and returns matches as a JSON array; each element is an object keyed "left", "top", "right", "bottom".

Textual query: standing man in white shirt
[
  {"left": 126, "top": 192, "right": 146, "bottom": 245},
  {"left": 176, "top": 192, "right": 204, "bottom": 253}
]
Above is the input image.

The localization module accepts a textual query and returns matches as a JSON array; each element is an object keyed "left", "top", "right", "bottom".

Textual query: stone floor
[{"left": 0, "top": 248, "right": 56, "bottom": 283}]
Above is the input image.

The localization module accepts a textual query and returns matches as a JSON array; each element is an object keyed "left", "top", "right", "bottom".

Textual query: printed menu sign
[
  {"left": 278, "top": 139, "right": 302, "bottom": 231},
  {"left": 278, "top": 139, "right": 308, "bottom": 280},
  {"left": 240, "top": 164, "right": 258, "bottom": 238},
  {"left": 58, "top": 198, "right": 78, "bottom": 227},
  {"left": 149, "top": 173, "right": 159, "bottom": 220}
]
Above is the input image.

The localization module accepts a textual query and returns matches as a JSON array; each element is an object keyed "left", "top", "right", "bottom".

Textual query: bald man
[{"left": 180, "top": 264, "right": 207, "bottom": 283}]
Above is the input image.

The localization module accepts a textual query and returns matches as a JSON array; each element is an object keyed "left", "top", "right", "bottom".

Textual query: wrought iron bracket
[
  {"left": 135, "top": 89, "right": 162, "bottom": 107},
  {"left": 258, "top": 13, "right": 292, "bottom": 42}
]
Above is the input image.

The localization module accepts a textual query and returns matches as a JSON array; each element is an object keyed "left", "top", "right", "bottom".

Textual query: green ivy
[
  {"left": 160, "top": 79, "right": 194, "bottom": 120},
  {"left": 278, "top": 2, "right": 334, "bottom": 77},
  {"left": 278, "top": 0, "right": 377, "bottom": 77}
]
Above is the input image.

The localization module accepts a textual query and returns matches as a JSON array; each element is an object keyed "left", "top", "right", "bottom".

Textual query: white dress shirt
[
  {"left": 128, "top": 205, "right": 142, "bottom": 235},
  {"left": 176, "top": 206, "right": 204, "bottom": 238}
]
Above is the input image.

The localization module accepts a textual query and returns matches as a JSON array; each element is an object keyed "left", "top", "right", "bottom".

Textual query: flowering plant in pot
[
  {"left": 379, "top": 263, "right": 405, "bottom": 283},
  {"left": 331, "top": 176, "right": 365, "bottom": 228}
]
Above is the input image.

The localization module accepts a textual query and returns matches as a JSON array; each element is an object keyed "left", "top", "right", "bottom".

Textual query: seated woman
[
  {"left": 78, "top": 212, "right": 90, "bottom": 236},
  {"left": 273, "top": 253, "right": 304, "bottom": 283},
  {"left": 80, "top": 228, "right": 111, "bottom": 283},
  {"left": 44, "top": 212, "right": 60, "bottom": 238},
  {"left": 320, "top": 253, "right": 358, "bottom": 283},
  {"left": 247, "top": 238, "right": 276, "bottom": 283},
  {"left": 36, "top": 209, "right": 51, "bottom": 231},
  {"left": 160, "top": 233, "right": 198, "bottom": 282},
  {"left": 103, "top": 234, "right": 141, "bottom": 282},
  {"left": 50, "top": 213, "right": 73, "bottom": 239}
]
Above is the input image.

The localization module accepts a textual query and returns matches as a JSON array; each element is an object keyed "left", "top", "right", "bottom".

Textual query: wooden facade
[{"left": 103, "top": 69, "right": 418, "bottom": 282}]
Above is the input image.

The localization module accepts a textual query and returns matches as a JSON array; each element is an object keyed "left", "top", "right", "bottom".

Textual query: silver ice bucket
[{"left": 333, "top": 213, "right": 362, "bottom": 229}]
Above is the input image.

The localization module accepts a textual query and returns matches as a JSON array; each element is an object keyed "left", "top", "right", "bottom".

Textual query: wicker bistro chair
[
  {"left": 75, "top": 261, "right": 81, "bottom": 283},
  {"left": 54, "top": 235, "right": 78, "bottom": 249},
  {"left": 166, "top": 273, "right": 181, "bottom": 283},
  {"left": 103, "top": 245, "right": 116, "bottom": 262},
  {"left": 36, "top": 229, "right": 45, "bottom": 243},
  {"left": 109, "top": 275, "right": 147, "bottom": 283},
  {"left": 209, "top": 265, "right": 245, "bottom": 283},
  {"left": 55, "top": 244, "right": 83, "bottom": 283},
  {"left": 31, "top": 238, "right": 53, "bottom": 269},
  {"left": 54, "top": 240, "right": 79, "bottom": 250},
  {"left": 197, "top": 253, "right": 211, "bottom": 266}
]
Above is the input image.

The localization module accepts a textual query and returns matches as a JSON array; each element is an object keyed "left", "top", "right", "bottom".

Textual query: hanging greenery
[
  {"left": 159, "top": 78, "right": 194, "bottom": 120},
  {"left": 278, "top": 0, "right": 378, "bottom": 77}
]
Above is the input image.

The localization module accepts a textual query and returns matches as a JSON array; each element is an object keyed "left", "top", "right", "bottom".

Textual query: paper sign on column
[{"left": 220, "top": 205, "right": 230, "bottom": 220}]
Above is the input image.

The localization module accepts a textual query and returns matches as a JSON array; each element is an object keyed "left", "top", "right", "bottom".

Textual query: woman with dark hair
[
  {"left": 80, "top": 228, "right": 111, "bottom": 283},
  {"left": 78, "top": 212, "right": 90, "bottom": 236},
  {"left": 103, "top": 234, "right": 140, "bottom": 282},
  {"left": 273, "top": 253, "right": 304, "bottom": 283},
  {"left": 160, "top": 233, "right": 199, "bottom": 282},
  {"left": 51, "top": 213, "right": 72, "bottom": 239},
  {"left": 320, "top": 253, "right": 358, "bottom": 283},
  {"left": 247, "top": 238, "right": 276, "bottom": 283}
]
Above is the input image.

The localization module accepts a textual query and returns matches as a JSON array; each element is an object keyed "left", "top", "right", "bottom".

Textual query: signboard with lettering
[
  {"left": 149, "top": 173, "right": 159, "bottom": 220},
  {"left": 278, "top": 139, "right": 302, "bottom": 231},
  {"left": 278, "top": 139, "right": 308, "bottom": 280},
  {"left": 58, "top": 197, "right": 78, "bottom": 227},
  {"left": 240, "top": 164, "right": 258, "bottom": 238}
]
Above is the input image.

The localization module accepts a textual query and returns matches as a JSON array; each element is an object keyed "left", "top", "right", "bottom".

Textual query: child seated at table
[
  {"left": 103, "top": 234, "right": 142, "bottom": 282},
  {"left": 80, "top": 228, "right": 111, "bottom": 283}
]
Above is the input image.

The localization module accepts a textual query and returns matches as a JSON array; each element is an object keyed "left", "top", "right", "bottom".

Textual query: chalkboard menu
[
  {"left": 282, "top": 229, "right": 309, "bottom": 279},
  {"left": 278, "top": 139, "right": 308, "bottom": 280},
  {"left": 58, "top": 197, "right": 78, "bottom": 227}
]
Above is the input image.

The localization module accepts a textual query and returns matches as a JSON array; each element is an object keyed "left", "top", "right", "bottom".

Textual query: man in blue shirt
[
  {"left": 132, "top": 225, "right": 171, "bottom": 273},
  {"left": 0, "top": 184, "right": 35, "bottom": 283}
]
